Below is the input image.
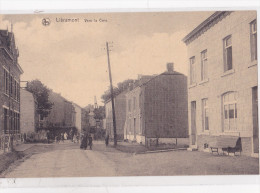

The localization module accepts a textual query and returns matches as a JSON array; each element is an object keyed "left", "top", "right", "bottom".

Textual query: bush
[{"left": 23, "top": 131, "right": 48, "bottom": 143}]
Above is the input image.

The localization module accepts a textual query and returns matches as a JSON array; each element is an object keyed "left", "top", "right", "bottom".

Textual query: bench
[{"left": 210, "top": 136, "right": 242, "bottom": 156}]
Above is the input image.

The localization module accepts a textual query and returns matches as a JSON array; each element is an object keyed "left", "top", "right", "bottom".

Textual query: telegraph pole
[{"left": 106, "top": 42, "right": 117, "bottom": 146}]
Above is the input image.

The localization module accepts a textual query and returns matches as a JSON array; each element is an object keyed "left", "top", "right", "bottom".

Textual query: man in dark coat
[
  {"left": 88, "top": 134, "right": 93, "bottom": 150},
  {"left": 105, "top": 134, "right": 109, "bottom": 147},
  {"left": 80, "top": 133, "right": 88, "bottom": 150}
]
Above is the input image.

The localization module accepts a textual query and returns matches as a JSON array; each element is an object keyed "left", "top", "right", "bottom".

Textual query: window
[
  {"left": 223, "top": 35, "right": 233, "bottom": 72},
  {"left": 4, "top": 69, "right": 9, "bottom": 95},
  {"left": 190, "top": 56, "right": 196, "bottom": 84},
  {"left": 201, "top": 50, "right": 208, "bottom": 80},
  {"left": 250, "top": 20, "right": 257, "bottom": 61},
  {"left": 14, "top": 81, "right": 17, "bottom": 100},
  {"left": 10, "top": 76, "right": 13, "bottom": 97},
  {"left": 133, "top": 97, "right": 136, "bottom": 110},
  {"left": 202, "top": 98, "right": 209, "bottom": 131},
  {"left": 223, "top": 92, "right": 237, "bottom": 131},
  {"left": 128, "top": 99, "right": 131, "bottom": 112},
  {"left": 17, "top": 82, "right": 20, "bottom": 102},
  {"left": 4, "top": 108, "right": 8, "bottom": 134}
]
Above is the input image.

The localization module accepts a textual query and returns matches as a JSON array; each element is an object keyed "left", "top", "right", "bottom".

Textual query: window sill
[
  {"left": 189, "top": 83, "right": 197, "bottom": 89},
  {"left": 199, "top": 78, "right": 209, "bottom": 85},
  {"left": 248, "top": 60, "right": 257, "bottom": 68},
  {"left": 221, "top": 69, "right": 235, "bottom": 77}
]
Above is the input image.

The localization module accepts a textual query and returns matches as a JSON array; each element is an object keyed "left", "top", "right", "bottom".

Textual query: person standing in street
[
  {"left": 80, "top": 133, "right": 88, "bottom": 150},
  {"left": 64, "top": 132, "right": 68, "bottom": 141},
  {"left": 88, "top": 134, "right": 93, "bottom": 150},
  {"left": 105, "top": 134, "right": 109, "bottom": 147},
  {"left": 46, "top": 130, "right": 50, "bottom": 144},
  {"left": 61, "top": 133, "right": 64, "bottom": 143}
]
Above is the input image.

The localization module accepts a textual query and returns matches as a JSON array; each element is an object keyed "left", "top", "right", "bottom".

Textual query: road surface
[{"left": 2, "top": 141, "right": 259, "bottom": 177}]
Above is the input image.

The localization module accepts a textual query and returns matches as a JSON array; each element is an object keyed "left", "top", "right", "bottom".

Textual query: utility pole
[{"left": 106, "top": 42, "right": 117, "bottom": 146}]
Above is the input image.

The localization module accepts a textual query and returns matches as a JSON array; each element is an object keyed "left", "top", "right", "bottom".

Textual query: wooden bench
[{"left": 210, "top": 136, "right": 242, "bottom": 156}]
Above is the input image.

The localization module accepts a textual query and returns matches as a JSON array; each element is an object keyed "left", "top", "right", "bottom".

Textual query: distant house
[
  {"left": 124, "top": 63, "right": 188, "bottom": 145},
  {"left": 0, "top": 29, "right": 23, "bottom": 135},
  {"left": 20, "top": 89, "right": 38, "bottom": 133},
  {"left": 183, "top": 11, "right": 258, "bottom": 156},
  {"left": 40, "top": 91, "right": 76, "bottom": 130},
  {"left": 72, "top": 103, "right": 82, "bottom": 133},
  {"left": 104, "top": 91, "right": 127, "bottom": 140}
]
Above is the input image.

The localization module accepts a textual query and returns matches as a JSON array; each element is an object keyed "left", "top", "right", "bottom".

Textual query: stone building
[
  {"left": 183, "top": 11, "right": 258, "bottom": 156},
  {"left": 124, "top": 63, "right": 188, "bottom": 145},
  {"left": 20, "top": 89, "right": 37, "bottom": 133},
  {"left": 0, "top": 28, "right": 23, "bottom": 135},
  {"left": 72, "top": 103, "right": 82, "bottom": 133},
  {"left": 40, "top": 91, "right": 76, "bottom": 129},
  {"left": 104, "top": 91, "right": 127, "bottom": 140}
]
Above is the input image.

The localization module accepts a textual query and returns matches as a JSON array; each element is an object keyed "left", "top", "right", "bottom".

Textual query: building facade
[
  {"left": 124, "top": 63, "right": 188, "bottom": 145},
  {"left": 40, "top": 91, "right": 76, "bottom": 129},
  {"left": 183, "top": 11, "right": 258, "bottom": 156},
  {"left": 105, "top": 92, "right": 127, "bottom": 140},
  {"left": 20, "top": 89, "right": 37, "bottom": 133},
  {"left": 0, "top": 29, "right": 23, "bottom": 135},
  {"left": 72, "top": 103, "right": 82, "bottom": 133}
]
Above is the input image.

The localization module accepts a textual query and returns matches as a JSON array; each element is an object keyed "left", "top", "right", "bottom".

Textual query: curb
[
  {"left": 14, "top": 144, "right": 35, "bottom": 152},
  {"left": 134, "top": 148, "right": 187, "bottom": 155}
]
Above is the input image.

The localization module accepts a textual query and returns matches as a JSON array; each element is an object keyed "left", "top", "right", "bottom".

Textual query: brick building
[
  {"left": 183, "top": 11, "right": 258, "bottom": 156},
  {"left": 124, "top": 63, "right": 188, "bottom": 145},
  {"left": 0, "top": 29, "right": 23, "bottom": 135},
  {"left": 20, "top": 89, "right": 37, "bottom": 133},
  {"left": 104, "top": 91, "right": 127, "bottom": 140}
]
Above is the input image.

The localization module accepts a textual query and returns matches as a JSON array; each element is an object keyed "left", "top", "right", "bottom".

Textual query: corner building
[
  {"left": 0, "top": 29, "right": 23, "bottom": 135},
  {"left": 183, "top": 11, "right": 258, "bottom": 156}
]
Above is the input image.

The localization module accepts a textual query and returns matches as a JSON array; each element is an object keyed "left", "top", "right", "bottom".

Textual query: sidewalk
[
  {"left": 14, "top": 143, "right": 35, "bottom": 152},
  {"left": 116, "top": 141, "right": 148, "bottom": 153},
  {"left": 115, "top": 141, "right": 188, "bottom": 154}
]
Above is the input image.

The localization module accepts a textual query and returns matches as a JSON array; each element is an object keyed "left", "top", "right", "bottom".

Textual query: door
[
  {"left": 191, "top": 101, "right": 197, "bottom": 146},
  {"left": 134, "top": 118, "right": 136, "bottom": 140},
  {"left": 252, "top": 86, "right": 259, "bottom": 153}
]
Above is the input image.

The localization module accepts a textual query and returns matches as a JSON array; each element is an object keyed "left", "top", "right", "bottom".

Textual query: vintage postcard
[{"left": 0, "top": 10, "right": 258, "bottom": 179}]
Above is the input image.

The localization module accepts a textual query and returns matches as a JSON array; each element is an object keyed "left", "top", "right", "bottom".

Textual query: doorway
[
  {"left": 134, "top": 118, "right": 136, "bottom": 140},
  {"left": 252, "top": 86, "right": 259, "bottom": 153},
  {"left": 191, "top": 101, "right": 197, "bottom": 146}
]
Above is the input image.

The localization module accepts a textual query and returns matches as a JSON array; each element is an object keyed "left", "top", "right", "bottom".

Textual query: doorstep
[
  {"left": 251, "top": 153, "right": 259, "bottom": 158},
  {"left": 187, "top": 145, "right": 198, "bottom": 151}
]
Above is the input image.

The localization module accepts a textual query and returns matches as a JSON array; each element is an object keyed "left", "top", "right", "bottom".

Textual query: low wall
[{"left": 197, "top": 134, "right": 252, "bottom": 156}]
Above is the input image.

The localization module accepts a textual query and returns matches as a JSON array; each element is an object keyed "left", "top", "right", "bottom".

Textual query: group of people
[
  {"left": 80, "top": 133, "right": 93, "bottom": 150},
  {"left": 53, "top": 130, "right": 79, "bottom": 144}
]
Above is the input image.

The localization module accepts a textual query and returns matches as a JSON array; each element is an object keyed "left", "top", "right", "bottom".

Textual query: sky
[{"left": 0, "top": 11, "right": 213, "bottom": 107}]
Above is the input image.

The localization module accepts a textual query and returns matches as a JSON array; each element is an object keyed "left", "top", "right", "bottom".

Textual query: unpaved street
[
  {"left": 4, "top": 142, "right": 118, "bottom": 177},
  {"left": 2, "top": 141, "right": 259, "bottom": 178}
]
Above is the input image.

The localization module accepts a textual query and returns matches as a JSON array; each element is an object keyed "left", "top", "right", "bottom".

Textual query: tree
[
  {"left": 93, "top": 106, "right": 105, "bottom": 120},
  {"left": 26, "top": 79, "right": 53, "bottom": 119},
  {"left": 101, "top": 87, "right": 120, "bottom": 102},
  {"left": 117, "top": 79, "right": 134, "bottom": 93},
  {"left": 101, "top": 79, "right": 135, "bottom": 102}
]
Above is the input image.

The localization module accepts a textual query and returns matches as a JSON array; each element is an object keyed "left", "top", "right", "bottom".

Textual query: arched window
[{"left": 222, "top": 92, "right": 237, "bottom": 131}]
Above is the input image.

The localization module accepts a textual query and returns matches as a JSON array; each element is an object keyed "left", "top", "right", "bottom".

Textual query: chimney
[{"left": 167, "top": 63, "right": 174, "bottom": 72}]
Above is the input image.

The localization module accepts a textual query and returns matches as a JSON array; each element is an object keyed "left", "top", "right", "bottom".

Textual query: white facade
[
  {"left": 20, "top": 89, "right": 36, "bottom": 133},
  {"left": 183, "top": 11, "right": 258, "bottom": 156},
  {"left": 72, "top": 103, "right": 82, "bottom": 133}
]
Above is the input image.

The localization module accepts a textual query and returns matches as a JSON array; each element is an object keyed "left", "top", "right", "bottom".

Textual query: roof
[
  {"left": 125, "top": 70, "right": 185, "bottom": 95},
  {"left": 182, "top": 11, "right": 232, "bottom": 45},
  {"left": 0, "top": 29, "right": 23, "bottom": 74},
  {"left": 104, "top": 90, "right": 128, "bottom": 104}
]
